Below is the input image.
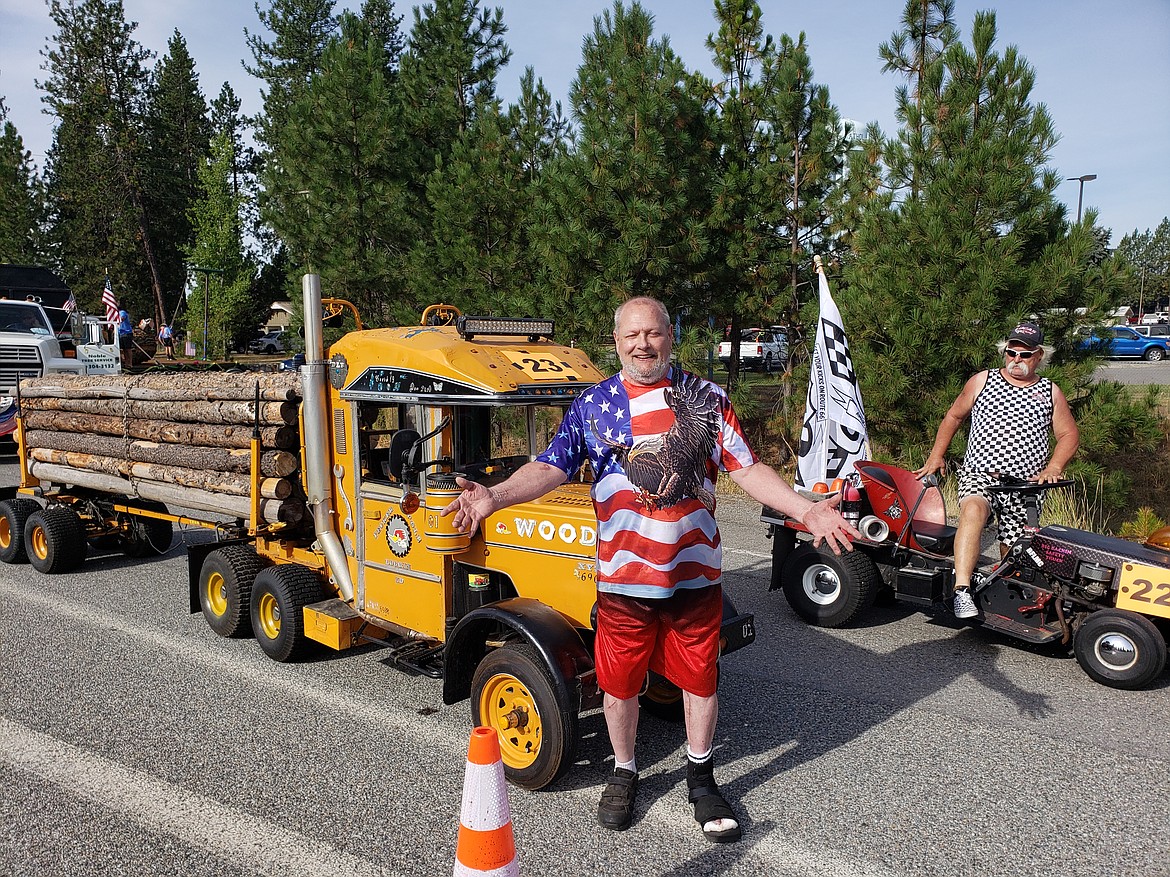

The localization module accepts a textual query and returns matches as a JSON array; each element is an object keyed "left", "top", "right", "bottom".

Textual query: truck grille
[{"left": 0, "top": 346, "right": 44, "bottom": 394}]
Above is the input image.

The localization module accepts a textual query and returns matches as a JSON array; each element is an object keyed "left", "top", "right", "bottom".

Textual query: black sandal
[
  {"left": 687, "top": 759, "right": 741, "bottom": 843},
  {"left": 597, "top": 768, "right": 638, "bottom": 831}
]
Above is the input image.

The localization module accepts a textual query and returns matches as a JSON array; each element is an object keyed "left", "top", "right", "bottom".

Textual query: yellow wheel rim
[
  {"left": 257, "top": 591, "right": 281, "bottom": 640},
  {"left": 643, "top": 680, "right": 682, "bottom": 707},
  {"left": 478, "top": 672, "right": 542, "bottom": 770},
  {"left": 205, "top": 571, "right": 227, "bottom": 617},
  {"left": 0, "top": 517, "right": 10, "bottom": 550},
  {"left": 31, "top": 525, "right": 48, "bottom": 560}
]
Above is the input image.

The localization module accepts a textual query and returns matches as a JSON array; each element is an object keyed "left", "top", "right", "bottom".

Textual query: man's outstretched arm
[{"left": 441, "top": 461, "right": 569, "bottom": 536}]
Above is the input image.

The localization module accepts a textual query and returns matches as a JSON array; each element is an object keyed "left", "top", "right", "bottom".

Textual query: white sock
[
  {"left": 615, "top": 756, "right": 636, "bottom": 774},
  {"left": 687, "top": 746, "right": 712, "bottom": 764}
]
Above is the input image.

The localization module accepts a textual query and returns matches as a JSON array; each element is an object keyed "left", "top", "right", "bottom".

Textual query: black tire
[
  {"left": 24, "top": 506, "right": 87, "bottom": 574},
  {"left": 763, "top": 353, "right": 774, "bottom": 374},
  {"left": 1073, "top": 609, "right": 1167, "bottom": 689},
  {"left": 0, "top": 498, "right": 40, "bottom": 564},
  {"left": 200, "top": 544, "right": 265, "bottom": 638},
  {"left": 639, "top": 672, "right": 685, "bottom": 722},
  {"left": 121, "top": 500, "right": 174, "bottom": 558},
  {"left": 471, "top": 643, "right": 578, "bottom": 790},
  {"left": 1143, "top": 346, "right": 1165, "bottom": 362},
  {"left": 781, "top": 542, "right": 880, "bottom": 627},
  {"left": 249, "top": 563, "right": 323, "bottom": 661}
]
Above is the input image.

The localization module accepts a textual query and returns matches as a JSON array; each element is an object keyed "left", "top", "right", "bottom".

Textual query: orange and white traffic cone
[{"left": 454, "top": 726, "right": 519, "bottom": 877}]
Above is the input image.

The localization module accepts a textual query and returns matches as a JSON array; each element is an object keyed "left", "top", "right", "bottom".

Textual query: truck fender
[
  {"left": 186, "top": 539, "right": 251, "bottom": 614},
  {"left": 443, "top": 597, "right": 594, "bottom": 714}
]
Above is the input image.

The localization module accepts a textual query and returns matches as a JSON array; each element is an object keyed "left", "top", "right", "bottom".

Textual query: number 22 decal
[{"left": 1129, "top": 579, "right": 1170, "bottom": 606}]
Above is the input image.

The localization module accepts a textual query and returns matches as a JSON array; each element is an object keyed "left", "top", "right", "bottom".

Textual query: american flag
[
  {"left": 537, "top": 369, "right": 755, "bottom": 598},
  {"left": 62, "top": 293, "right": 77, "bottom": 314},
  {"left": 101, "top": 275, "right": 118, "bottom": 325}
]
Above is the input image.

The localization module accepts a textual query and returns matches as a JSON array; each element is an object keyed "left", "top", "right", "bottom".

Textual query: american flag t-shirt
[{"left": 537, "top": 368, "right": 756, "bottom": 598}]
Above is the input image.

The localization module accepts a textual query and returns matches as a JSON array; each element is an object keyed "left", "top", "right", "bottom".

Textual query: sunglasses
[{"left": 1004, "top": 348, "right": 1038, "bottom": 360}]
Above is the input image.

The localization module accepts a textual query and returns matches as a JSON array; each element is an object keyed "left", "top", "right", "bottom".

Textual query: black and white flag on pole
[{"left": 795, "top": 260, "right": 869, "bottom": 488}]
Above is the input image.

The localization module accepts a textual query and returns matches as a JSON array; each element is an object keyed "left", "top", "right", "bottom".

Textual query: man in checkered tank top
[{"left": 914, "top": 321, "right": 1079, "bottom": 620}]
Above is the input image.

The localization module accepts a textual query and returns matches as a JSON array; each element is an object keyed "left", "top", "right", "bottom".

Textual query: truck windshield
[{"left": 0, "top": 303, "right": 52, "bottom": 334}]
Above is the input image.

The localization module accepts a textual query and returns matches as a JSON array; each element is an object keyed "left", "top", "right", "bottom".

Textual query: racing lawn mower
[{"left": 762, "top": 461, "right": 1170, "bottom": 690}]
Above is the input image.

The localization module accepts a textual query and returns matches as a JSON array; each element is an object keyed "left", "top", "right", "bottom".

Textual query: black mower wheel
[
  {"left": 200, "top": 544, "right": 266, "bottom": 638},
  {"left": 781, "top": 542, "right": 880, "bottom": 627},
  {"left": 249, "top": 563, "right": 323, "bottom": 662},
  {"left": 471, "top": 643, "right": 577, "bottom": 790},
  {"left": 24, "top": 506, "right": 87, "bottom": 574},
  {"left": 1073, "top": 609, "right": 1167, "bottom": 689},
  {"left": 0, "top": 498, "right": 40, "bottom": 564}
]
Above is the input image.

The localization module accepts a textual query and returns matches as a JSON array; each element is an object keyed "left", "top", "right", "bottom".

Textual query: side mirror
[{"left": 385, "top": 429, "right": 421, "bottom": 482}]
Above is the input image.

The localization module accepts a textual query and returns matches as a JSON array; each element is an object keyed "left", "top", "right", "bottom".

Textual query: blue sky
[{"left": 2, "top": 0, "right": 1167, "bottom": 240}]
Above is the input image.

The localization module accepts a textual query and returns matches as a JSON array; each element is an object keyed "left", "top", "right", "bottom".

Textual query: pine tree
[
  {"left": 843, "top": 10, "right": 1126, "bottom": 459},
  {"left": 185, "top": 131, "right": 254, "bottom": 358},
  {"left": 1117, "top": 218, "right": 1170, "bottom": 316},
  {"left": 246, "top": 0, "right": 339, "bottom": 267},
  {"left": 0, "top": 100, "right": 47, "bottom": 263},
  {"left": 39, "top": 0, "right": 167, "bottom": 322},
  {"left": 210, "top": 83, "right": 257, "bottom": 245},
  {"left": 397, "top": 0, "right": 511, "bottom": 236},
  {"left": 146, "top": 30, "right": 213, "bottom": 325},
  {"left": 268, "top": 9, "right": 411, "bottom": 325},
  {"left": 410, "top": 69, "right": 567, "bottom": 319},
  {"left": 533, "top": 1, "right": 713, "bottom": 355}
]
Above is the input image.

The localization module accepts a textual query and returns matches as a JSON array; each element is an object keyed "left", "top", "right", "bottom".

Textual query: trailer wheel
[
  {"left": 0, "top": 498, "right": 40, "bottom": 564},
  {"left": 121, "top": 500, "right": 174, "bottom": 558},
  {"left": 781, "top": 543, "right": 879, "bottom": 627},
  {"left": 1073, "top": 609, "right": 1167, "bottom": 689},
  {"left": 471, "top": 643, "right": 577, "bottom": 790},
  {"left": 200, "top": 545, "right": 265, "bottom": 638},
  {"left": 24, "top": 506, "right": 87, "bottom": 574},
  {"left": 249, "top": 564, "right": 323, "bottom": 662}
]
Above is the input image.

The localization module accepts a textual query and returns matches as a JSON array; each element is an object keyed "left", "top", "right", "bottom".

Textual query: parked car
[
  {"left": 1077, "top": 325, "right": 1168, "bottom": 361},
  {"left": 1133, "top": 323, "right": 1170, "bottom": 338},
  {"left": 718, "top": 326, "right": 789, "bottom": 372},
  {"left": 1139, "top": 311, "right": 1169, "bottom": 325},
  {"left": 248, "top": 330, "right": 286, "bottom": 355}
]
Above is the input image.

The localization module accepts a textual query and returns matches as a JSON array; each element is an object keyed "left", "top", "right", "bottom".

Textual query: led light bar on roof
[{"left": 457, "top": 315, "right": 555, "bottom": 341}]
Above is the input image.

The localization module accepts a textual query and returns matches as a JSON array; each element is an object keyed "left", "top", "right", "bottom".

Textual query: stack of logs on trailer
[{"left": 17, "top": 372, "right": 307, "bottom": 529}]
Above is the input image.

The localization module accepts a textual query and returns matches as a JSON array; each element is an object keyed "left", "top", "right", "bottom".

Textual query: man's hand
[
  {"left": 914, "top": 455, "right": 946, "bottom": 480},
  {"left": 799, "top": 494, "right": 861, "bottom": 555},
  {"left": 1034, "top": 465, "right": 1065, "bottom": 484},
  {"left": 440, "top": 476, "right": 496, "bottom": 536}
]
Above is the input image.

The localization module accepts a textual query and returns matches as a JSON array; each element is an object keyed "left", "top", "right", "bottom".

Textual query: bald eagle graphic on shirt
[{"left": 591, "top": 369, "right": 720, "bottom": 512}]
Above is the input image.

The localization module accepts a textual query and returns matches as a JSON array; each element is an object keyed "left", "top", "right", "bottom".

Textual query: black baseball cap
[{"left": 1007, "top": 321, "right": 1044, "bottom": 348}]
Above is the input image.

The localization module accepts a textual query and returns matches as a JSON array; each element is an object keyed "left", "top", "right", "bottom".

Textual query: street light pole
[{"left": 1066, "top": 173, "right": 1097, "bottom": 223}]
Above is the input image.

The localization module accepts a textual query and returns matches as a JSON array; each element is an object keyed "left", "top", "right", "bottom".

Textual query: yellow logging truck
[{"left": 0, "top": 275, "right": 756, "bottom": 789}]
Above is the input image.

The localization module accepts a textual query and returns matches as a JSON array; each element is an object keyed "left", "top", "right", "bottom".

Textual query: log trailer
[{"left": 0, "top": 274, "right": 756, "bottom": 789}]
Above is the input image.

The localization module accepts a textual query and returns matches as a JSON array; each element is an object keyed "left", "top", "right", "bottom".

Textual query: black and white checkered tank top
[{"left": 963, "top": 369, "right": 1053, "bottom": 478}]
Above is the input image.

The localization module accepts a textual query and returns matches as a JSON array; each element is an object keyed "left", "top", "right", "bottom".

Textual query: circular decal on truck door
[{"left": 386, "top": 514, "right": 412, "bottom": 557}]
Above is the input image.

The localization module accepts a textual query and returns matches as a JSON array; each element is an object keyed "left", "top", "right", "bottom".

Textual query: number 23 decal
[{"left": 520, "top": 357, "right": 564, "bottom": 373}]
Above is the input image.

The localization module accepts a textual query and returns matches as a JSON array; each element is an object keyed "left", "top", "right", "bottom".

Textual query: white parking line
[{"left": 0, "top": 717, "right": 391, "bottom": 877}]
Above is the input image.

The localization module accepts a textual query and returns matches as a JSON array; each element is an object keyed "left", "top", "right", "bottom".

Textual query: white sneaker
[{"left": 953, "top": 588, "right": 979, "bottom": 619}]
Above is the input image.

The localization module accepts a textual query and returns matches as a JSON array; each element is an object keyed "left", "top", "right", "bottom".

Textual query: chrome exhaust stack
[{"left": 300, "top": 273, "right": 354, "bottom": 602}]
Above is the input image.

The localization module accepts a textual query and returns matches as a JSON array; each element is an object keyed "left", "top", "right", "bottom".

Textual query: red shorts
[{"left": 594, "top": 585, "right": 722, "bottom": 699}]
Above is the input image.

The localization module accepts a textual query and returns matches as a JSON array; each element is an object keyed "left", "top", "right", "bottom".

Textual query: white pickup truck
[
  {"left": 0, "top": 299, "right": 120, "bottom": 437},
  {"left": 718, "top": 326, "right": 788, "bottom": 373}
]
